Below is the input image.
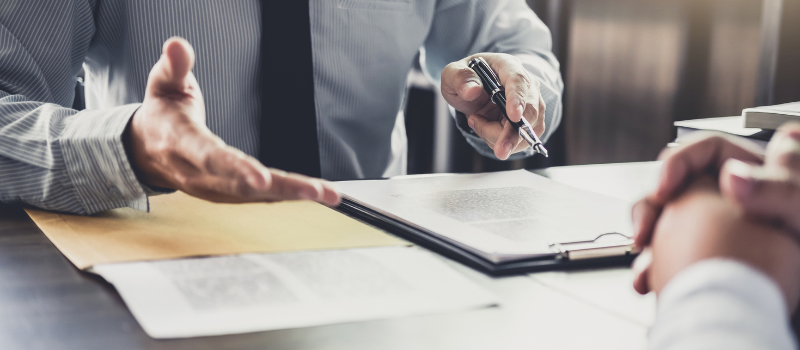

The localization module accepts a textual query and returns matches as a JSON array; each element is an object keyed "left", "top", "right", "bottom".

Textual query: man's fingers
[
  {"left": 655, "top": 133, "right": 764, "bottom": 203},
  {"left": 263, "top": 170, "right": 326, "bottom": 203},
  {"left": 495, "top": 119, "right": 522, "bottom": 160},
  {"left": 468, "top": 114, "right": 503, "bottom": 146},
  {"left": 266, "top": 171, "right": 341, "bottom": 206},
  {"left": 632, "top": 196, "right": 660, "bottom": 248},
  {"left": 632, "top": 248, "right": 652, "bottom": 295},
  {"left": 502, "top": 67, "right": 538, "bottom": 124},
  {"left": 765, "top": 122, "right": 800, "bottom": 171},
  {"left": 721, "top": 159, "right": 800, "bottom": 233},
  {"left": 319, "top": 180, "right": 342, "bottom": 206},
  {"left": 533, "top": 95, "right": 546, "bottom": 137},
  {"left": 150, "top": 37, "right": 196, "bottom": 96},
  {"left": 441, "top": 60, "right": 486, "bottom": 111},
  {"left": 166, "top": 128, "right": 342, "bottom": 206}
]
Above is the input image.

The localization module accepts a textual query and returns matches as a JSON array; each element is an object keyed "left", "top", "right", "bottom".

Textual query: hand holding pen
[{"left": 440, "top": 53, "right": 548, "bottom": 160}]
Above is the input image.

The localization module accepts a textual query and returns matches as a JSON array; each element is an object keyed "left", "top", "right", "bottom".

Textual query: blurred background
[{"left": 403, "top": 0, "right": 800, "bottom": 174}]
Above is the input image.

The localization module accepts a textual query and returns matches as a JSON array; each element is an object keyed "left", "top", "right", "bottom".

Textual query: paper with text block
[
  {"left": 337, "top": 170, "right": 632, "bottom": 263},
  {"left": 92, "top": 247, "right": 497, "bottom": 338}
]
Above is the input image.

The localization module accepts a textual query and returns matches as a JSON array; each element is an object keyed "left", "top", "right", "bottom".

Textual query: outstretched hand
[{"left": 124, "top": 37, "right": 340, "bottom": 206}]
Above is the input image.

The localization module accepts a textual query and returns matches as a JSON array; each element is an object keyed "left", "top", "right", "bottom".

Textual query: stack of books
[{"left": 672, "top": 101, "right": 800, "bottom": 150}]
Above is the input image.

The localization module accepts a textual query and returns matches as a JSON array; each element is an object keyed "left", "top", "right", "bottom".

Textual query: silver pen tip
[{"left": 535, "top": 144, "right": 549, "bottom": 157}]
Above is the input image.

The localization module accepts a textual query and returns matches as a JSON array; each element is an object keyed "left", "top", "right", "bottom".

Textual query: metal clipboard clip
[{"left": 549, "top": 233, "right": 638, "bottom": 261}]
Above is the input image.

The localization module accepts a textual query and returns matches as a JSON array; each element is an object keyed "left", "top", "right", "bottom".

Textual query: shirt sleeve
[
  {"left": 0, "top": 0, "right": 151, "bottom": 215},
  {"left": 422, "top": 0, "right": 564, "bottom": 161},
  {"left": 649, "top": 258, "right": 798, "bottom": 350}
]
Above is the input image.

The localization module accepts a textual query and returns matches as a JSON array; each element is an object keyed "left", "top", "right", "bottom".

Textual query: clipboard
[{"left": 336, "top": 198, "right": 638, "bottom": 276}]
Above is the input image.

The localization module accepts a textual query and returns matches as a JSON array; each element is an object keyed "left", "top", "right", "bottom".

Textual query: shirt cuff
[
  {"left": 649, "top": 258, "right": 797, "bottom": 350},
  {"left": 59, "top": 104, "right": 150, "bottom": 214}
]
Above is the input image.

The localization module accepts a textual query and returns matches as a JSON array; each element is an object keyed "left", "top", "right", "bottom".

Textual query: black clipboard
[{"left": 336, "top": 198, "right": 638, "bottom": 276}]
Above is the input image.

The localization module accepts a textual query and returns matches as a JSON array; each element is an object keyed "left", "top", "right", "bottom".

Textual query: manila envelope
[{"left": 25, "top": 192, "right": 406, "bottom": 270}]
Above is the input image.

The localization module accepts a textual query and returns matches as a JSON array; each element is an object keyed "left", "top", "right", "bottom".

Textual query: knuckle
[
  {"left": 774, "top": 151, "right": 800, "bottom": 169},
  {"left": 172, "top": 174, "right": 190, "bottom": 189},
  {"left": 234, "top": 177, "right": 254, "bottom": 198},
  {"left": 153, "top": 138, "right": 173, "bottom": 156},
  {"left": 473, "top": 123, "right": 484, "bottom": 136},
  {"left": 512, "top": 72, "right": 532, "bottom": 89},
  {"left": 200, "top": 151, "right": 215, "bottom": 171},
  {"left": 456, "top": 67, "right": 476, "bottom": 82}
]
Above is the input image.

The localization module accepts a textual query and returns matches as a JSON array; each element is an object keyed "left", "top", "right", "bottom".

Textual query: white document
[
  {"left": 91, "top": 247, "right": 497, "bottom": 339},
  {"left": 336, "top": 170, "right": 633, "bottom": 263}
]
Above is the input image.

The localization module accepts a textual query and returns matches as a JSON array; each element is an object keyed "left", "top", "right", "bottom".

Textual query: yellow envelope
[{"left": 25, "top": 192, "right": 405, "bottom": 269}]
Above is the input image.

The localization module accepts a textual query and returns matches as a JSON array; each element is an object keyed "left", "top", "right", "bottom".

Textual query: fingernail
[
  {"left": 247, "top": 174, "right": 260, "bottom": 189},
  {"left": 468, "top": 117, "right": 475, "bottom": 130},
  {"left": 503, "top": 141, "right": 514, "bottom": 158},
  {"left": 725, "top": 160, "right": 755, "bottom": 200},
  {"left": 461, "top": 81, "right": 479, "bottom": 96},
  {"left": 517, "top": 104, "right": 525, "bottom": 119},
  {"left": 632, "top": 249, "right": 652, "bottom": 273}
]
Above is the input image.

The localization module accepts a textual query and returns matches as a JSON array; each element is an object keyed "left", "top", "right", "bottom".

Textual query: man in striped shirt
[{"left": 0, "top": 0, "right": 563, "bottom": 214}]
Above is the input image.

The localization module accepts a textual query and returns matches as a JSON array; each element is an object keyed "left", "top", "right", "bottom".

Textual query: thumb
[
  {"left": 441, "top": 60, "right": 485, "bottom": 104},
  {"left": 149, "top": 37, "right": 196, "bottom": 95}
]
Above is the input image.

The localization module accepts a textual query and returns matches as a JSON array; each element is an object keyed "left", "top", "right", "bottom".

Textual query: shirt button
[{"left": 108, "top": 185, "right": 123, "bottom": 200}]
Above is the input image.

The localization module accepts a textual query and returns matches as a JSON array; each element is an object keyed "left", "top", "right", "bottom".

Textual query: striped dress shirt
[{"left": 0, "top": 0, "right": 563, "bottom": 214}]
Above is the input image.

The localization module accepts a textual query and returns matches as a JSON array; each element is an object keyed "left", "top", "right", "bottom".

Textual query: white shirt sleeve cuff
[{"left": 649, "top": 258, "right": 797, "bottom": 350}]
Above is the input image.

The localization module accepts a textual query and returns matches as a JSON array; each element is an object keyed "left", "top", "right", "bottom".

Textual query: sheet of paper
[
  {"left": 337, "top": 170, "right": 632, "bottom": 262},
  {"left": 91, "top": 246, "right": 497, "bottom": 338},
  {"left": 529, "top": 268, "right": 656, "bottom": 326},
  {"left": 26, "top": 192, "right": 405, "bottom": 269}
]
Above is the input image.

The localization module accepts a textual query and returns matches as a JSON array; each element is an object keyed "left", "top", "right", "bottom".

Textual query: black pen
[{"left": 468, "top": 57, "right": 548, "bottom": 157}]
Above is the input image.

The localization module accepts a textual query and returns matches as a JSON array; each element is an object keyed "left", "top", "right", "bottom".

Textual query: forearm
[
  {"left": 0, "top": 95, "right": 149, "bottom": 214},
  {"left": 425, "top": 0, "right": 563, "bottom": 158}
]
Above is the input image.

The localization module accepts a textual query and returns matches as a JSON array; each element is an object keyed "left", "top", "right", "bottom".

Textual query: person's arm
[
  {"left": 0, "top": 3, "right": 339, "bottom": 215},
  {"left": 423, "top": 0, "right": 563, "bottom": 161},
  {"left": 649, "top": 259, "right": 797, "bottom": 350},
  {"left": 644, "top": 176, "right": 800, "bottom": 349},
  {"left": 0, "top": 0, "right": 150, "bottom": 214}
]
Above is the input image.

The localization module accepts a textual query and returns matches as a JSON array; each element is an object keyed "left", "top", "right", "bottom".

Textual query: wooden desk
[{"left": 0, "top": 162, "right": 660, "bottom": 350}]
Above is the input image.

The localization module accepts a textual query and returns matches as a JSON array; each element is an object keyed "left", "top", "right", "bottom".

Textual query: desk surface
[{"left": 0, "top": 162, "right": 662, "bottom": 350}]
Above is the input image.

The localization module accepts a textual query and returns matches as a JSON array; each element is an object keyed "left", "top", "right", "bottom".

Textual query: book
[
  {"left": 674, "top": 116, "right": 772, "bottom": 150},
  {"left": 743, "top": 102, "right": 800, "bottom": 129}
]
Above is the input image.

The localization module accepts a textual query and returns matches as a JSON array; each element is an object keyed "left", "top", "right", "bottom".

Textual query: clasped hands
[
  {"left": 123, "top": 38, "right": 546, "bottom": 205},
  {"left": 632, "top": 122, "right": 800, "bottom": 312}
]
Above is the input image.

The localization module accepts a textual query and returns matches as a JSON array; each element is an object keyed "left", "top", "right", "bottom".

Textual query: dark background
[{"left": 404, "top": 0, "right": 800, "bottom": 174}]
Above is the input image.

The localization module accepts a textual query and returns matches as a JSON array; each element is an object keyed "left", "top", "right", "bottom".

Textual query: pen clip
[{"left": 468, "top": 57, "right": 503, "bottom": 97}]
